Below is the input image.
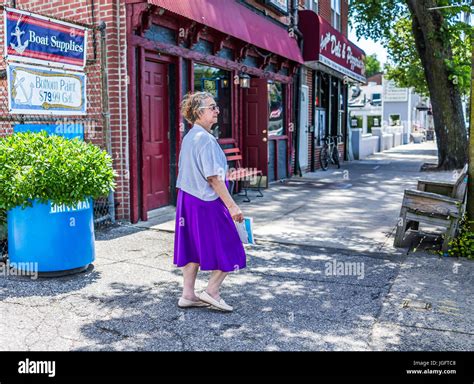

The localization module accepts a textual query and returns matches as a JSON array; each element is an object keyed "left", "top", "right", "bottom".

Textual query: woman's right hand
[{"left": 228, "top": 204, "right": 244, "bottom": 223}]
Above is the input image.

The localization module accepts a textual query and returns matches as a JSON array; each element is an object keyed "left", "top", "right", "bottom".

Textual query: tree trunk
[
  {"left": 468, "top": 20, "right": 474, "bottom": 230},
  {"left": 406, "top": 0, "right": 468, "bottom": 170}
]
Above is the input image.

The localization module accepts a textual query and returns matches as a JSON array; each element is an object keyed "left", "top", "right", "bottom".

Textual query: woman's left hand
[{"left": 228, "top": 204, "right": 244, "bottom": 222}]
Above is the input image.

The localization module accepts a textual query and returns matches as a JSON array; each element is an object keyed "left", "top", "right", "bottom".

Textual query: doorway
[
  {"left": 243, "top": 78, "right": 269, "bottom": 185},
  {"left": 299, "top": 85, "right": 309, "bottom": 171},
  {"left": 140, "top": 59, "right": 170, "bottom": 216}
]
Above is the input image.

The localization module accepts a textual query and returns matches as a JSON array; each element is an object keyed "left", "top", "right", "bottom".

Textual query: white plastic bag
[{"left": 234, "top": 217, "right": 255, "bottom": 244}]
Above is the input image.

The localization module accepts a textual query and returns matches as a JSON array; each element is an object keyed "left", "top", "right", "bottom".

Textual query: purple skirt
[{"left": 173, "top": 186, "right": 246, "bottom": 272}]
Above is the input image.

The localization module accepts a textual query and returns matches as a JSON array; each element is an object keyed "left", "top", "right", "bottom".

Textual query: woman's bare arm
[{"left": 207, "top": 176, "right": 244, "bottom": 222}]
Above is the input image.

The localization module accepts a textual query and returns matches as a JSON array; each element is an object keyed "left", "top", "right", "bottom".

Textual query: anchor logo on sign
[
  {"left": 11, "top": 70, "right": 34, "bottom": 105},
  {"left": 10, "top": 17, "right": 29, "bottom": 55}
]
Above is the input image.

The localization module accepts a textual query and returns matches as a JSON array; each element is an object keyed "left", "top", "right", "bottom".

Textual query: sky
[{"left": 348, "top": 26, "right": 388, "bottom": 66}]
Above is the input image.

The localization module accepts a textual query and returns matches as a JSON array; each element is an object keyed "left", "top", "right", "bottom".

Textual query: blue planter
[{"left": 7, "top": 199, "right": 95, "bottom": 274}]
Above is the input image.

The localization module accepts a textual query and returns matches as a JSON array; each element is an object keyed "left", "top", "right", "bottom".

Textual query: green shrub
[
  {"left": 0, "top": 131, "right": 116, "bottom": 212},
  {"left": 351, "top": 116, "right": 363, "bottom": 129},
  {"left": 367, "top": 115, "right": 382, "bottom": 133},
  {"left": 445, "top": 214, "right": 474, "bottom": 259}
]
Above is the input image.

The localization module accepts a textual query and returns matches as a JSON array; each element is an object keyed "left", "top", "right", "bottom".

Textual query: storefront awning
[
  {"left": 147, "top": 0, "right": 304, "bottom": 64},
  {"left": 298, "top": 10, "right": 366, "bottom": 83}
]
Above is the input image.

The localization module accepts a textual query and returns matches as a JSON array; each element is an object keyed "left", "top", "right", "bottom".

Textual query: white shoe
[
  {"left": 199, "top": 291, "right": 233, "bottom": 312},
  {"left": 177, "top": 297, "right": 210, "bottom": 308}
]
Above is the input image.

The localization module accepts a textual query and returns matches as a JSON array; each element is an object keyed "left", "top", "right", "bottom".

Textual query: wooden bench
[
  {"left": 394, "top": 164, "right": 468, "bottom": 252},
  {"left": 218, "top": 138, "right": 263, "bottom": 202}
]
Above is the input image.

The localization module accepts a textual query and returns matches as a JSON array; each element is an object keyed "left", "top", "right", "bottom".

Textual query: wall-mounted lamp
[
  {"left": 239, "top": 73, "right": 250, "bottom": 88},
  {"left": 221, "top": 78, "right": 229, "bottom": 88}
]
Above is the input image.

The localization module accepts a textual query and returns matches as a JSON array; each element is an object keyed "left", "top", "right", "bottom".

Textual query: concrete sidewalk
[
  {"left": 242, "top": 143, "right": 454, "bottom": 253},
  {"left": 143, "top": 142, "right": 453, "bottom": 253},
  {"left": 0, "top": 142, "right": 473, "bottom": 351}
]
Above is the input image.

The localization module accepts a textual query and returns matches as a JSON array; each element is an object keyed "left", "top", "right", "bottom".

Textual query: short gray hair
[{"left": 180, "top": 91, "right": 214, "bottom": 124}]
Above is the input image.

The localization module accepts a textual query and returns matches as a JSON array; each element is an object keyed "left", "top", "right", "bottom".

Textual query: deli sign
[
  {"left": 4, "top": 7, "right": 87, "bottom": 70},
  {"left": 298, "top": 11, "right": 366, "bottom": 83}
]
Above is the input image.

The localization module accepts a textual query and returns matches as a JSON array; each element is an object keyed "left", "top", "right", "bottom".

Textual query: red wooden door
[
  {"left": 141, "top": 60, "right": 170, "bottom": 214},
  {"left": 243, "top": 78, "right": 268, "bottom": 182}
]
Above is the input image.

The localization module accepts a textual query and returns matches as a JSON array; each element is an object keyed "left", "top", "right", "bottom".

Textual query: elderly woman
[{"left": 174, "top": 91, "right": 246, "bottom": 312}]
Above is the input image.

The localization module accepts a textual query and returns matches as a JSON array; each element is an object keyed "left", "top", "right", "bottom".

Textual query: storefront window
[
  {"left": 268, "top": 82, "right": 285, "bottom": 137},
  {"left": 193, "top": 63, "right": 232, "bottom": 138}
]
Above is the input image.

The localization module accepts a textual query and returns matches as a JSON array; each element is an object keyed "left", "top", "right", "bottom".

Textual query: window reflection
[
  {"left": 268, "top": 82, "right": 284, "bottom": 137},
  {"left": 193, "top": 63, "right": 232, "bottom": 138}
]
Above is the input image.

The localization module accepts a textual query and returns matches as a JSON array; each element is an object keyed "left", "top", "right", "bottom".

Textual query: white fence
[{"left": 351, "top": 125, "right": 404, "bottom": 160}]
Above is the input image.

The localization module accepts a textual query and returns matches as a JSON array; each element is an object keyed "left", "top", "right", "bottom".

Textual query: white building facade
[{"left": 348, "top": 75, "right": 433, "bottom": 159}]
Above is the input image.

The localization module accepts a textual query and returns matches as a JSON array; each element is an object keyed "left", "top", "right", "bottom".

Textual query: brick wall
[
  {"left": 0, "top": 1, "right": 106, "bottom": 146},
  {"left": 367, "top": 73, "right": 383, "bottom": 85},
  {"left": 245, "top": 0, "right": 291, "bottom": 25},
  {"left": 318, "top": 0, "right": 331, "bottom": 23},
  {"left": 305, "top": 68, "right": 313, "bottom": 174},
  {"left": 314, "top": 146, "right": 322, "bottom": 170},
  {"left": 100, "top": 1, "right": 129, "bottom": 221},
  {"left": 317, "top": 0, "right": 348, "bottom": 35},
  {"left": 4, "top": 0, "right": 130, "bottom": 220},
  {"left": 341, "top": 0, "right": 348, "bottom": 36}
]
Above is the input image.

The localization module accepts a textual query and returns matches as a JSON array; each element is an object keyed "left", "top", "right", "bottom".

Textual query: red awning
[{"left": 147, "top": 0, "right": 304, "bottom": 64}]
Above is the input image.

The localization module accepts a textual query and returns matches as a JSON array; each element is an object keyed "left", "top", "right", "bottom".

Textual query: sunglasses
[{"left": 199, "top": 105, "right": 220, "bottom": 112}]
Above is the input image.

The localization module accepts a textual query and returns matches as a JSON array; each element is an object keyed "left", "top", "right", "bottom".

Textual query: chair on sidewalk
[
  {"left": 393, "top": 164, "right": 468, "bottom": 252},
  {"left": 218, "top": 138, "right": 263, "bottom": 202}
]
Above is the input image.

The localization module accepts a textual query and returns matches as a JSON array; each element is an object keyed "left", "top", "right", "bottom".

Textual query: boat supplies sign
[
  {"left": 7, "top": 63, "right": 87, "bottom": 115},
  {"left": 4, "top": 7, "right": 87, "bottom": 70}
]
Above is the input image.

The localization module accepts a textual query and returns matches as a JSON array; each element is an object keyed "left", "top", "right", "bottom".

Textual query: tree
[
  {"left": 469, "top": 24, "right": 474, "bottom": 230},
  {"left": 384, "top": 17, "right": 430, "bottom": 96},
  {"left": 384, "top": 12, "right": 471, "bottom": 97},
  {"left": 364, "top": 53, "right": 382, "bottom": 78},
  {"left": 350, "top": 0, "right": 470, "bottom": 170}
]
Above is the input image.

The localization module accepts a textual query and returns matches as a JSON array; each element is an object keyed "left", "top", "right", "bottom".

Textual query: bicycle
[{"left": 319, "top": 135, "right": 342, "bottom": 171}]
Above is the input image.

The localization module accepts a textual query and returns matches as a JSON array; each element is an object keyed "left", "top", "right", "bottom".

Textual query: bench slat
[
  {"left": 394, "top": 163, "right": 468, "bottom": 251},
  {"left": 227, "top": 155, "right": 243, "bottom": 161},
  {"left": 218, "top": 139, "right": 263, "bottom": 185},
  {"left": 223, "top": 148, "right": 240, "bottom": 154}
]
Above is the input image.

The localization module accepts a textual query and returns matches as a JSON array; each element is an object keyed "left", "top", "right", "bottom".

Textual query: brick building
[
  {"left": 297, "top": 0, "right": 366, "bottom": 172},
  {"left": 126, "top": 0, "right": 303, "bottom": 222},
  {"left": 0, "top": 0, "right": 129, "bottom": 221},
  {"left": 1, "top": 0, "right": 304, "bottom": 223},
  {"left": 1, "top": 0, "right": 364, "bottom": 224}
]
